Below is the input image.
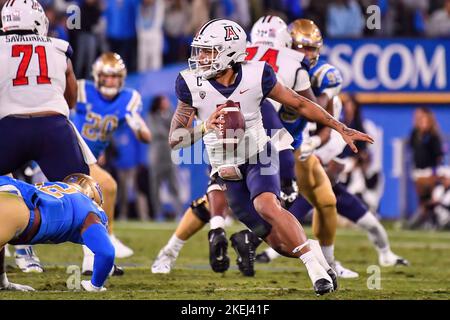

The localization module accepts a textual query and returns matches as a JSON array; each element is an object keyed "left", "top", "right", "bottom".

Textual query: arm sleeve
[
  {"left": 65, "top": 44, "right": 73, "bottom": 59},
  {"left": 175, "top": 74, "right": 193, "bottom": 105},
  {"left": 81, "top": 223, "right": 115, "bottom": 288},
  {"left": 261, "top": 63, "right": 278, "bottom": 99}
]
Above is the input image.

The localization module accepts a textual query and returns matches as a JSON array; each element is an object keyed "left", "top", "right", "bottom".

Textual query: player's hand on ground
[
  {"left": 81, "top": 280, "right": 107, "bottom": 292},
  {"left": 205, "top": 104, "right": 227, "bottom": 132},
  {"left": 0, "top": 273, "right": 35, "bottom": 291},
  {"left": 339, "top": 126, "right": 374, "bottom": 153}
]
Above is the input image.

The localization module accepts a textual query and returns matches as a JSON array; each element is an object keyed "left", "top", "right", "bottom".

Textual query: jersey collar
[{"left": 207, "top": 64, "right": 243, "bottom": 99}]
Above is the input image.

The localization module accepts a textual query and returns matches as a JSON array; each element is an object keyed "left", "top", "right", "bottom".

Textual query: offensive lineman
[{"left": 0, "top": 0, "right": 98, "bottom": 271}]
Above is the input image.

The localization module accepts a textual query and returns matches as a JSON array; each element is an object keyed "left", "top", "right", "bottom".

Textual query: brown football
[{"left": 216, "top": 100, "right": 246, "bottom": 150}]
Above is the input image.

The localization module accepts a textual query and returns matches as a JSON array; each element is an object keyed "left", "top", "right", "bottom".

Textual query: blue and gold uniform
[
  {"left": 308, "top": 59, "right": 343, "bottom": 98},
  {"left": 0, "top": 176, "right": 113, "bottom": 289},
  {"left": 71, "top": 80, "right": 142, "bottom": 158},
  {"left": 0, "top": 176, "right": 108, "bottom": 245}
]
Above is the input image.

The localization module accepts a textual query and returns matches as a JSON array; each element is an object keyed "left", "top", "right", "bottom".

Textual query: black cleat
[
  {"left": 208, "top": 228, "right": 230, "bottom": 273},
  {"left": 111, "top": 264, "right": 124, "bottom": 276},
  {"left": 327, "top": 269, "right": 338, "bottom": 291},
  {"left": 314, "top": 278, "right": 334, "bottom": 296},
  {"left": 255, "top": 251, "right": 271, "bottom": 264},
  {"left": 395, "top": 258, "right": 410, "bottom": 266},
  {"left": 230, "top": 230, "right": 262, "bottom": 277}
]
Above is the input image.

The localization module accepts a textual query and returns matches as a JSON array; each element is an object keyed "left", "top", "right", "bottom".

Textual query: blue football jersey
[
  {"left": 71, "top": 80, "right": 142, "bottom": 158},
  {"left": 308, "top": 59, "right": 343, "bottom": 96},
  {"left": 0, "top": 176, "right": 108, "bottom": 244}
]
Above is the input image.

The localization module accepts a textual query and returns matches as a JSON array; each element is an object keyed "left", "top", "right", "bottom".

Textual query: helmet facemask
[
  {"left": 92, "top": 53, "right": 127, "bottom": 99},
  {"left": 188, "top": 44, "right": 228, "bottom": 79},
  {"left": 292, "top": 42, "right": 321, "bottom": 67},
  {"left": 289, "top": 19, "right": 323, "bottom": 67}
]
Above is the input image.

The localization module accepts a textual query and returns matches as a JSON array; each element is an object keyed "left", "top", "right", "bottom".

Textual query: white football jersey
[
  {"left": 179, "top": 61, "right": 272, "bottom": 171},
  {"left": 0, "top": 34, "right": 71, "bottom": 119},
  {"left": 246, "top": 44, "right": 311, "bottom": 111}
]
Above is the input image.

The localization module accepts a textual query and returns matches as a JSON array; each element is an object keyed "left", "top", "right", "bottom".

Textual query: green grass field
[{"left": 1, "top": 221, "right": 450, "bottom": 300}]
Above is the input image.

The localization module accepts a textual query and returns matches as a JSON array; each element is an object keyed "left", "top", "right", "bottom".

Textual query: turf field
[{"left": 1, "top": 221, "right": 449, "bottom": 300}]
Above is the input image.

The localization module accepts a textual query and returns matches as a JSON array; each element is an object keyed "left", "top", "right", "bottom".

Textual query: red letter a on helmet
[{"left": 224, "top": 26, "right": 239, "bottom": 41}]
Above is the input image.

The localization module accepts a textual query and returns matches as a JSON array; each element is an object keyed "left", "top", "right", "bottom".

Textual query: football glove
[{"left": 125, "top": 112, "right": 144, "bottom": 132}]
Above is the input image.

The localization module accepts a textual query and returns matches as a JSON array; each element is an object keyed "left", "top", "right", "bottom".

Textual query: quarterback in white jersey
[{"left": 169, "top": 18, "right": 373, "bottom": 295}]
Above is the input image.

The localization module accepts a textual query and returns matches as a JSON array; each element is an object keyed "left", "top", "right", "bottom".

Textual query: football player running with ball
[{"left": 169, "top": 19, "right": 373, "bottom": 295}]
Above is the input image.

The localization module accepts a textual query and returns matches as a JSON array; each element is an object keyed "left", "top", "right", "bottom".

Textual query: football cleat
[
  {"left": 313, "top": 278, "right": 334, "bottom": 296},
  {"left": 331, "top": 261, "right": 359, "bottom": 279},
  {"left": 81, "top": 280, "right": 107, "bottom": 292},
  {"left": 255, "top": 251, "right": 271, "bottom": 264},
  {"left": 151, "top": 248, "right": 178, "bottom": 274},
  {"left": 230, "top": 230, "right": 262, "bottom": 277},
  {"left": 110, "top": 234, "right": 134, "bottom": 258},
  {"left": 14, "top": 246, "right": 44, "bottom": 273},
  {"left": 110, "top": 264, "right": 124, "bottom": 276},
  {"left": 208, "top": 228, "right": 230, "bottom": 273},
  {"left": 327, "top": 268, "right": 338, "bottom": 291},
  {"left": 379, "top": 251, "right": 410, "bottom": 267}
]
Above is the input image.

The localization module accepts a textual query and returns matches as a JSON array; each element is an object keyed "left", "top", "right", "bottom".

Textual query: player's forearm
[
  {"left": 169, "top": 100, "right": 200, "bottom": 150},
  {"left": 81, "top": 223, "right": 114, "bottom": 288},
  {"left": 65, "top": 59, "right": 78, "bottom": 109},
  {"left": 291, "top": 91, "right": 346, "bottom": 134},
  {"left": 270, "top": 83, "right": 347, "bottom": 134}
]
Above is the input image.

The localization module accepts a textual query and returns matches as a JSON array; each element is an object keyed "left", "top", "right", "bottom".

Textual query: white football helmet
[
  {"left": 1, "top": 0, "right": 49, "bottom": 36},
  {"left": 189, "top": 19, "right": 247, "bottom": 79},
  {"left": 250, "top": 15, "right": 292, "bottom": 49}
]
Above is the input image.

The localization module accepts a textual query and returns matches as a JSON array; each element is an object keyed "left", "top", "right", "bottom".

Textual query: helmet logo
[{"left": 224, "top": 25, "right": 239, "bottom": 41}]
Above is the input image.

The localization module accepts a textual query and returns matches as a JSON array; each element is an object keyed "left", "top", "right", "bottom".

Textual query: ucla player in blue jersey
[
  {"left": 72, "top": 52, "right": 151, "bottom": 274},
  {"left": 0, "top": 174, "right": 114, "bottom": 292}
]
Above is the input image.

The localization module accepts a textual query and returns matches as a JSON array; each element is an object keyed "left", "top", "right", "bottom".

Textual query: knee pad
[{"left": 190, "top": 196, "right": 211, "bottom": 224}]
